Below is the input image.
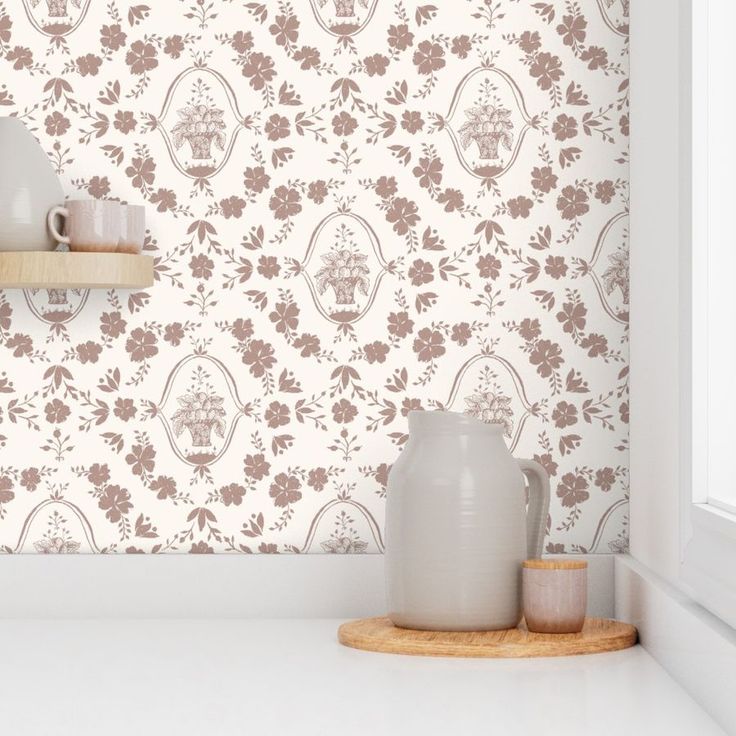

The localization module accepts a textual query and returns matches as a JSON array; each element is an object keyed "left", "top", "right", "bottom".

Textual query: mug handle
[
  {"left": 47, "top": 206, "right": 70, "bottom": 245},
  {"left": 518, "top": 459, "right": 551, "bottom": 559}
]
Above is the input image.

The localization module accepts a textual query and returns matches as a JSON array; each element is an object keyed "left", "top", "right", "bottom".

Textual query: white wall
[
  {"left": 629, "top": 0, "right": 690, "bottom": 583},
  {"left": 0, "top": 553, "right": 613, "bottom": 619}
]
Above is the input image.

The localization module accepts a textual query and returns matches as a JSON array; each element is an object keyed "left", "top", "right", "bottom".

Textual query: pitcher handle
[{"left": 518, "top": 459, "right": 550, "bottom": 559}]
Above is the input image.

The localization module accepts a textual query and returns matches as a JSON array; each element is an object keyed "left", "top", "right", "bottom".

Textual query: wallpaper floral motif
[{"left": 0, "top": 0, "right": 629, "bottom": 554}]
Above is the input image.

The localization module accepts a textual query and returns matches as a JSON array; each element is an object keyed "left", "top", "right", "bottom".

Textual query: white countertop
[{"left": 0, "top": 619, "right": 724, "bottom": 735}]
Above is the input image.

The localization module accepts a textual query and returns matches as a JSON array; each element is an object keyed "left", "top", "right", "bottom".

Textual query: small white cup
[
  {"left": 47, "top": 199, "right": 120, "bottom": 253},
  {"left": 118, "top": 204, "right": 145, "bottom": 254}
]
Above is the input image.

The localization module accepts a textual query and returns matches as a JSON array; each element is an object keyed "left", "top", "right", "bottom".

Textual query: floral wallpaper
[{"left": 0, "top": 0, "right": 629, "bottom": 554}]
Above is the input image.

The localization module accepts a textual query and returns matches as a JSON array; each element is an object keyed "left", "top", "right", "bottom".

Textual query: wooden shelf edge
[{"left": 0, "top": 251, "right": 154, "bottom": 289}]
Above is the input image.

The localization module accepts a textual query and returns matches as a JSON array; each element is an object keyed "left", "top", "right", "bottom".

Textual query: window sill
[
  {"left": 616, "top": 554, "right": 736, "bottom": 734},
  {"left": 682, "top": 503, "right": 736, "bottom": 629},
  {"left": 706, "top": 497, "right": 736, "bottom": 519}
]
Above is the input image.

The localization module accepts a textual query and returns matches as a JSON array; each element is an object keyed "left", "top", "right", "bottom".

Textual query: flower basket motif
[
  {"left": 46, "top": 288, "right": 69, "bottom": 305},
  {"left": 23, "top": 505, "right": 88, "bottom": 554},
  {"left": 29, "top": 288, "right": 82, "bottom": 306},
  {"left": 602, "top": 249, "right": 629, "bottom": 305},
  {"left": 464, "top": 391, "right": 515, "bottom": 437},
  {"left": 604, "top": 0, "right": 629, "bottom": 15},
  {"left": 321, "top": 535, "right": 369, "bottom": 553},
  {"left": 171, "top": 104, "right": 227, "bottom": 160},
  {"left": 457, "top": 105, "right": 514, "bottom": 160},
  {"left": 30, "top": 0, "right": 81, "bottom": 16},
  {"left": 315, "top": 249, "right": 370, "bottom": 305},
  {"left": 26, "top": 288, "right": 87, "bottom": 330},
  {"left": 171, "top": 390, "right": 227, "bottom": 447},
  {"left": 33, "top": 536, "right": 80, "bottom": 553},
  {"left": 317, "top": 0, "right": 368, "bottom": 17}
]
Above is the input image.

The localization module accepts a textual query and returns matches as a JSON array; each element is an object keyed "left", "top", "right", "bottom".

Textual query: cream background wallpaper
[{"left": 0, "top": 0, "right": 629, "bottom": 554}]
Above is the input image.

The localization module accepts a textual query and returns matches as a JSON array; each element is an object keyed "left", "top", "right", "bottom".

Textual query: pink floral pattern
[{"left": 0, "top": 0, "right": 628, "bottom": 554}]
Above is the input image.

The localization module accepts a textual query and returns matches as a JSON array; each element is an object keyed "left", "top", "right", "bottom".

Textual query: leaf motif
[{"left": 128, "top": 4, "right": 151, "bottom": 26}]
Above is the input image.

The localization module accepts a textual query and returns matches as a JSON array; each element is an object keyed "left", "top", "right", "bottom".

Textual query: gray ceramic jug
[
  {"left": 385, "top": 410, "right": 550, "bottom": 631},
  {"left": 0, "top": 117, "right": 64, "bottom": 252}
]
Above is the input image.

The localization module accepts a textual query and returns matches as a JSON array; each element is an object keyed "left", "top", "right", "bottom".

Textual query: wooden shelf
[{"left": 0, "top": 251, "right": 153, "bottom": 289}]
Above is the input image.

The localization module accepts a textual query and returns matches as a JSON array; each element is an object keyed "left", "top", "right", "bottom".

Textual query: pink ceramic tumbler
[{"left": 522, "top": 559, "right": 587, "bottom": 634}]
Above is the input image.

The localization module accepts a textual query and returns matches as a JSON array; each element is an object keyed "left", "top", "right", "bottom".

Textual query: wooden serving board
[{"left": 338, "top": 617, "right": 637, "bottom": 658}]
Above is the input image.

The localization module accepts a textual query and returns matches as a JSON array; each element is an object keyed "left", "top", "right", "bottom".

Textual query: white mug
[
  {"left": 47, "top": 199, "right": 120, "bottom": 253},
  {"left": 118, "top": 204, "right": 145, "bottom": 254}
]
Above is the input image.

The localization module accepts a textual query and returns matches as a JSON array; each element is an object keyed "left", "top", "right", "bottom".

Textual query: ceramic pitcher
[
  {"left": 0, "top": 117, "right": 64, "bottom": 252},
  {"left": 385, "top": 410, "right": 550, "bottom": 631}
]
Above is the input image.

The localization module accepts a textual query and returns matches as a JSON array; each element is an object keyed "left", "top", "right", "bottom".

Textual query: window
[
  {"left": 704, "top": 0, "right": 736, "bottom": 516},
  {"left": 682, "top": 0, "right": 736, "bottom": 629}
]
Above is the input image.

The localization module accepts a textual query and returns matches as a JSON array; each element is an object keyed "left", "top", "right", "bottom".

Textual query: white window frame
[{"left": 680, "top": 0, "right": 736, "bottom": 629}]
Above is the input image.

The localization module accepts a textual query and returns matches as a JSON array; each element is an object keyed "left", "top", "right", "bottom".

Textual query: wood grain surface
[
  {"left": 0, "top": 252, "right": 153, "bottom": 289},
  {"left": 338, "top": 617, "right": 637, "bottom": 658},
  {"left": 522, "top": 558, "right": 588, "bottom": 570}
]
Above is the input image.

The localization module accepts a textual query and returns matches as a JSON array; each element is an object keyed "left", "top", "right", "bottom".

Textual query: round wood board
[{"left": 338, "top": 617, "right": 637, "bottom": 658}]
